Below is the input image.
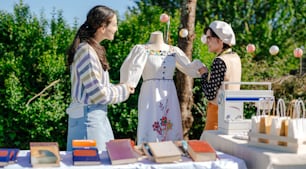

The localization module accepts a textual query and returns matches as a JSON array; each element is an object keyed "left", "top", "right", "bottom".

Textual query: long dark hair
[{"left": 66, "top": 5, "right": 115, "bottom": 71}]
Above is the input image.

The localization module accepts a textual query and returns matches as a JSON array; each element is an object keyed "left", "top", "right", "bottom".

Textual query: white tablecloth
[
  {"left": 5, "top": 150, "right": 247, "bottom": 169},
  {"left": 201, "top": 130, "right": 306, "bottom": 169}
]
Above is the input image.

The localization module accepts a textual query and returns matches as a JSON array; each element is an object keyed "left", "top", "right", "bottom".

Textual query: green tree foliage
[{"left": 0, "top": 1, "right": 74, "bottom": 149}]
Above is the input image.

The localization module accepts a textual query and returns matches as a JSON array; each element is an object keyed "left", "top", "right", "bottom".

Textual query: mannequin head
[{"left": 147, "top": 31, "right": 169, "bottom": 51}]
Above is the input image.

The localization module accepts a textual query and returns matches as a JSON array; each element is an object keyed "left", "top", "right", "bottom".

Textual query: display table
[
  {"left": 201, "top": 130, "right": 306, "bottom": 169},
  {"left": 6, "top": 149, "right": 247, "bottom": 169}
]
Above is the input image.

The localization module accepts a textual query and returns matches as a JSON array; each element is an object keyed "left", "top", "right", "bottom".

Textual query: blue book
[
  {"left": 0, "top": 149, "right": 11, "bottom": 166},
  {"left": 72, "top": 147, "right": 101, "bottom": 166},
  {"left": 7, "top": 148, "right": 19, "bottom": 163}
]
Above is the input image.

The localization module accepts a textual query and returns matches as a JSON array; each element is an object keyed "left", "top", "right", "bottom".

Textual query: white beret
[{"left": 209, "top": 20, "right": 236, "bottom": 46}]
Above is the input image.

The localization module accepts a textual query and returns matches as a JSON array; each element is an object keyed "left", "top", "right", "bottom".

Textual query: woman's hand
[
  {"left": 129, "top": 87, "right": 135, "bottom": 94},
  {"left": 127, "top": 85, "right": 135, "bottom": 94},
  {"left": 192, "top": 59, "right": 208, "bottom": 75},
  {"left": 199, "top": 66, "right": 208, "bottom": 75}
]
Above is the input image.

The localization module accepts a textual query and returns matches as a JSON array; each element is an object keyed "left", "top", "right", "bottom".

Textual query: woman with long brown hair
[{"left": 66, "top": 5, "right": 134, "bottom": 151}]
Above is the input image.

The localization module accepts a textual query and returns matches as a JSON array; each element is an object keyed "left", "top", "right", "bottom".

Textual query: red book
[
  {"left": 187, "top": 140, "right": 217, "bottom": 162},
  {"left": 106, "top": 139, "right": 138, "bottom": 165}
]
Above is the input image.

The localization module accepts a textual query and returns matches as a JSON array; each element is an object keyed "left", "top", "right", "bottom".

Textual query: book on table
[
  {"left": 71, "top": 139, "right": 101, "bottom": 166},
  {"left": 30, "top": 142, "right": 60, "bottom": 168},
  {"left": 145, "top": 141, "right": 182, "bottom": 163},
  {"left": 106, "top": 139, "right": 138, "bottom": 165},
  {"left": 187, "top": 140, "right": 217, "bottom": 162},
  {"left": 8, "top": 148, "right": 19, "bottom": 164},
  {"left": 142, "top": 142, "right": 154, "bottom": 161},
  {"left": 0, "top": 149, "right": 11, "bottom": 166},
  {"left": 72, "top": 139, "right": 97, "bottom": 147},
  {"left": 0, "top": 148, "right": 19, "bottom": 166},
  {"left": 72, "top": 146, "right": 101, "bottom": 166}
]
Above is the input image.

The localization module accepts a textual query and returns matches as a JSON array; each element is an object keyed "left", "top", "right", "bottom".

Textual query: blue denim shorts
[{"left": 66, "top": 104, "right": 114, "bottom": 151}]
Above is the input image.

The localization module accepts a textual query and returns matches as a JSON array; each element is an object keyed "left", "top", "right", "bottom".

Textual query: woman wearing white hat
[{"left": 198, "top": 20, "right": 242, "bottom": 131}]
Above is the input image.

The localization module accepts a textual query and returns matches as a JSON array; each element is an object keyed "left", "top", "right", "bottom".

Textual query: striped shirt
[{"left": 70, "top": 42, "right": 129, "bottom": 104}]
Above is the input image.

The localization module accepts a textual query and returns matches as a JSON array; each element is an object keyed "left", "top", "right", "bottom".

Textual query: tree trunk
[{"left": 176, "top": 0, "right": 197, "bottom": 140}]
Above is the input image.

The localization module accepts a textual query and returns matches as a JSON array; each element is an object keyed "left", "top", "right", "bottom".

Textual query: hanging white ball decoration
[
  {"left": 201, "top": 35, "right": 207, "bottom": 44},
  {"left": 179, "top": 29, "right": 188, "bottom": 38},
  {"left": 269, "top": 45, "right": 279, "bottom": 55},
  {"left": 160, "top": 13, "right": 170, "bottom": 23},
  {"left": 246, "top": 44, "right": 256, "bottom": 53},
  {"left": 293, "top": 48, "right": 303, "bottom": 58}
]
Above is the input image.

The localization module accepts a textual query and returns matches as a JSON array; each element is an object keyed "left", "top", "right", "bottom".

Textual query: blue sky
[{"left": 1, "top": 0, "right": 136, "bottom": 26}]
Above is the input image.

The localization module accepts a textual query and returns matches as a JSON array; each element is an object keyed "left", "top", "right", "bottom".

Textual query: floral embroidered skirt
[{"left": 137, "top": 79, "right": 183, "bottom": 145}]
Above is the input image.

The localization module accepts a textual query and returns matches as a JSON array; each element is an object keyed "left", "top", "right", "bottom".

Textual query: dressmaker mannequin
[
  {"left": 120, "top": 31, "right": 204, "bottom": 145},
  {"left": 147, "top": 31, "right": 169, "bottom": 51}
]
